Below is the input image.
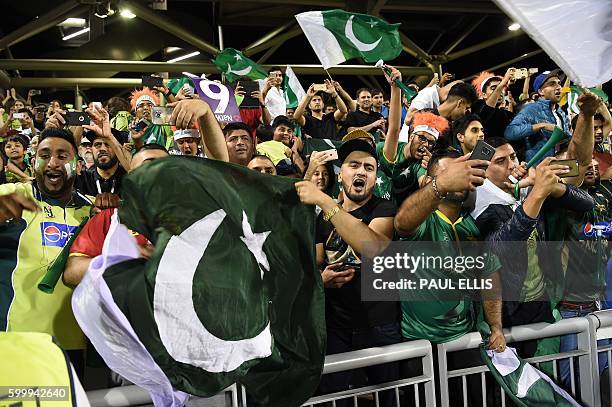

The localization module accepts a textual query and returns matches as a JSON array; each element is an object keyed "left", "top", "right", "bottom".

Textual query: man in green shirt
[
  {"left": 378, "top": 110, "right": 450, "bottom": 205},
  {"left": 395, "top": 150, "right": 504, "bottom": 348}
]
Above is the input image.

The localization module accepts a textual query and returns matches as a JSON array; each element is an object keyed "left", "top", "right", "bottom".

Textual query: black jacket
[{"left": 474, "top": 185, "right": 594, "bottom": 314}]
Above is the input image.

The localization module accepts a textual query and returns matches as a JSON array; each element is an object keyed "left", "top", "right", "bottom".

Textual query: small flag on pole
[
  {"left": 283, "top": 66, "right": 306, "bottom": 109},
  {"left": 295, "top": 9, "right": 402, "bottom": 69}
]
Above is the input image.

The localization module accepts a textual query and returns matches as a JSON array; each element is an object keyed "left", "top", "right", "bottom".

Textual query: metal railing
[
  {"left": 587, "top": 310, "right": 612, "bottom": 407},
  {"left": 86, "top": 312, "right": 612, "bottom": 407},
  {"left": 437, "top": 317, "right": 596, "bottom": 407},
  {"left": 302, "top": 340, "right": 435, "bottom": 407},
  {"left": 87, "top": 384, "right": 239, "bottom": 407}
]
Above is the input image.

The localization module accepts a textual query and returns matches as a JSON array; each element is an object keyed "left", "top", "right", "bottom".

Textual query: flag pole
[{"left": 324, "top": 69, "right": 334, "bottom": 82}]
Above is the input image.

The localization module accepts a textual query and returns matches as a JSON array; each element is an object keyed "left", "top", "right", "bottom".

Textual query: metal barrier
[
  {"left": 87, "top": 384, "right": 239, "bottom": 407},
  {"left": 587, "top": 309, "right": 612, "bottom": 407},
  {"left": 302, "top": 340, "right": 435, "bottom": 406},
  {"left": 87, "top": 315, "right": 612, "bottom": 407},
  {"left": 437, "top": 317, "right": 596, "bottom": 407}
]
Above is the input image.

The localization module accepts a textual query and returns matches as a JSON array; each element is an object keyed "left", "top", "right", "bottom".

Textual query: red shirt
[{"left": 70, "top": 208, "right": 149, "bottom": 257}]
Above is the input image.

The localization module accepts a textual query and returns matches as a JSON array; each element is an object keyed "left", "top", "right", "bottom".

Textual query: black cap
[
  {"left": 338, "top": 138, "right": 378, "bottom": 164},
  {"left": 271, "top": 115, "right": 292, "bottom": 129}
]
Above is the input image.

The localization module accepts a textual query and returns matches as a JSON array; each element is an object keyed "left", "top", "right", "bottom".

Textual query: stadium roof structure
[{"left": 0, "top": 0, "right": 569, "bottom": 99}]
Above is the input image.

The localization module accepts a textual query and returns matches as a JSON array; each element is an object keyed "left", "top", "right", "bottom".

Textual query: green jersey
[
  {"left": 400, "top": 210, "right": 501, "bottom": 343},
  {"left": 0, "top": 182, "right": 93, "bottom": 349},
  {"left": 375, "top": 141, "right": 426, "bottom": 204}
]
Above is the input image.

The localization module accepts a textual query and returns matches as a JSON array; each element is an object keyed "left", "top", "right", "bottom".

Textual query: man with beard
[
  {"left": 75, "top": 125, "right": 128, "bottom": 197},
  {"left": 295, "top": 138, "right": 399, "bottom": 407},
  {"left": 78, "top": 137, "right": 95, "bottom": 169},
  {"left": 556, "top": 158, "right": 611, "bottom": 387},
  {"left": 0, "top": 127, "right": 93, "bottom": 353},
  {"left": 395, "top": 150, "right": 503, "bottom": 345},
  {"left": 173, "top": 129, "right": 201, "bottom": 156},
  {"left": 505, "top": 69, "right": 570, "bottom": 164},
  {"left": 453, "top": 114, "right": 485, "bottom": 155},
  {"left": 342, "top": 88, "right": 385, "bottom": 137},
  {"left": 472, "top": 135, "right": 595, "bottom": 357},
  {"left": 293, "top": 79, "right": 348, "bottom": 140},
  {"left": 394, "top": 151, "right": 504, "bottom": 406}
]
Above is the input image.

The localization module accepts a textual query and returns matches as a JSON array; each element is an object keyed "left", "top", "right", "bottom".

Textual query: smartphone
[
  {"left": 551, "top": 159, "right": 580, "bottom": 178},
  {"left": 91, "top": 102, "right": 102, "bottom": 111},
  {"left": 528, "top": 68, "right": 539, "bottom": 75},
  {"left": 182, "top": 83, "right": 194, "bottom": 97},
  {"left": 152, "top": 106, "right": 174, "bottom": 125},
  {"left": 470, "top": 140, "right": 496, "bottom": 162},
  {"left": 64, "top": 111, "right": 90, "bottom": 126},
  {"left": 30, "top": 89, "right": 42, "bottom": 96},
  {"left": 313, "top": 84, "right": 327, "bottom": 92},
  {"left": 142, "top": 75, "right": 164, "bottom": 89},
  {"left": 512, "top": 68, "right": 529, "bottom": 80},
  {"left": 13, "top": 112, "right": 25, "bottom": 119},
  {"left": 320, "top": 148, "right": 338, "bottom": 162},
  {"left": 132, "top": 119, "right": 148, "bottom": 132},
  {"left": 239, "top": 81, "right": 260, "bottom": 108}
]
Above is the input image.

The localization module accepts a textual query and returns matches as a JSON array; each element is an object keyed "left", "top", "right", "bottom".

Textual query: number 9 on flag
[{"left": 192, "top": 78, "right": 242, "bottom": 123}]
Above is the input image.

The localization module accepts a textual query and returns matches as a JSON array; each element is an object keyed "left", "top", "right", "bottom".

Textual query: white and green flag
[
  {"left": 283, "top": 66, "right": 306, "bottom": 109},
  {"left": 481, "top": 346, "right": 581, "bottom": 406},
  {"left": 295, "top": 9, "right": 402, "bottom": 69}
]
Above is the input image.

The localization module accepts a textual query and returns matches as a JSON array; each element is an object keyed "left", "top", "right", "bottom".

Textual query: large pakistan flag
[
  {"left": 296, "top": 9, "right": 402, "bottom": 69},
  {"left": 72, "top": 157, "right": 325, "bottom": 407}
]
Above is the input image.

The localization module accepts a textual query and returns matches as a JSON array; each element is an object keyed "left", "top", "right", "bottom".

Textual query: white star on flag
[
  {"left": 368, "top": 20, "right": 378, "bottom": 28},
  {"left": 239, "top": 211, "right": 271, "bottom": 279},
  {"left": 376, "top": 177, "right": 383, "bottom": 187},
  {"left": 234, "top": 54, "right": 242, "bottom": 61},
  {"left": 399, "top": 167, "right": 411, "bottom": 178}
]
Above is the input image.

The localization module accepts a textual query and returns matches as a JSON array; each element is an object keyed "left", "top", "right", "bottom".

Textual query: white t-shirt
[
  {"left": 409, "top": 85, "right": 440, "bottom": 111},
  {"left": 264, "top": 86, "right": 287, "bottom": 124}
]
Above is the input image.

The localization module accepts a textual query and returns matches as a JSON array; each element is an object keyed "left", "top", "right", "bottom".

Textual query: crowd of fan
[{"left": 0, "top": 65, "right": 610, "bottom": 404}]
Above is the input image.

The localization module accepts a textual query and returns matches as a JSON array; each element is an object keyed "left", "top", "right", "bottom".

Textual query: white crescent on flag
[
  {"left": 345, "top": 15, "right": 382, "bottom": 52},
  {"left": 154, "top": 209, "right": 273, "bottom": 373},
  {"left": 227, "top": 65, "right": 253, "bottom": 76}
]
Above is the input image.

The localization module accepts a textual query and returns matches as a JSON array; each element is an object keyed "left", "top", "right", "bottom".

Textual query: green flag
[
  {"left": 213, "top": 48, "right": 268, "bottom": 83},
  {"left": 79, "top": 157, "right": 325, "bottom": 406},
  {"left": 296, "top": 9, "right": 402, "bottom": 69}
]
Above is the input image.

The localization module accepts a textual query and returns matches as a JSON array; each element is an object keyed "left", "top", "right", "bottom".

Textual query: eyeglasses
[{"left": 416, "top": 134, "right": 436, "bottom": 148}]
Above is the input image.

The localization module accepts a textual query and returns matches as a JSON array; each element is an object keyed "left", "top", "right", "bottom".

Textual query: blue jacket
[{"left": 504, "top": 99, "right": 570, "bottom": 164}]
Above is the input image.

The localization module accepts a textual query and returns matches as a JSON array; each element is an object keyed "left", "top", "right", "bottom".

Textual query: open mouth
[
  {"left": 45, "top": 172, "right": 63, "bottom": 185},
  {"left": 352, "top": 177, "right": 366, "bottom": 192}
]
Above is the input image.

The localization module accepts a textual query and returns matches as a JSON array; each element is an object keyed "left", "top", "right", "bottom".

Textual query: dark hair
[
  {"left": 268, "top": 66, "right": 283, "bottom": 74},
  {"left": 427, "top": 149, "right": 462, "bottom": 177},
  {"left": 105, "top": 97, "right": 131, "bottom": 118},
  {"left": 356, "top": 87, "right": 371, "bottom": 98},
  {"left": 486, "top": 136, "right": 510, "bottom": 149},
  {"left": 5, "top": 134, "right": 28, "bottom": 150},
  {"left": 371, "top": 89, "right": 383, "bottom": 97},
  {"left": 452, "top": 114, "right": 482, "bottom": 136},
  {"left": 594, "top": 113, "right": 604, "bottom": 122},
  {"left": 222, "top": 122, "right": 252, "bottom": 137},
  {"left": 250, "top": 154, "right": 274, "bottom": 165},
  {"left": 447, "top": 82, "right": 478, "bottom": 105},
  {"left": 17, "top": 108, "right": 33, "bottom": 119},
  {"left": 135, "top": 143, "right": 169, "bottom": 154},
  {"left": 39, "top": 127, "right": 77, "bottom": 152},
  {"left": 255, "top": 125, "right": 273, "bottom": 142}
]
